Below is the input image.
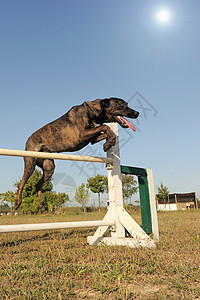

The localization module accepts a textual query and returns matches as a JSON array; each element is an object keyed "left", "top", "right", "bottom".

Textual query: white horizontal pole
[
  {"left": 0, "top": 148, "right": 113, "bottom": 164},
  {"left": 0, "top": 220, "right": 115, "bottom": 233}
]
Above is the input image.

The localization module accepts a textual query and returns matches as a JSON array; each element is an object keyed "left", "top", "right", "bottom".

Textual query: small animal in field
[{"left": 16, "top": 97, "right": 139, "bottom": 209}]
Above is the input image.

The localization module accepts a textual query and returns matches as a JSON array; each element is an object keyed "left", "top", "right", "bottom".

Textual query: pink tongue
[{"left": 122, "top": 117, "right": 136, "bottom": 132}]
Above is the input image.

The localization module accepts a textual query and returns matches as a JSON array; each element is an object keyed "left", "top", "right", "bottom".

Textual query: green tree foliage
[
  {"left": 86, "top": 174, "right": 108, "bottom": 211},
  {"left": 0, "top": 169, "right": 69, "bottom": 213},
  {"left": 43, "top": 191, "right": 69, "bottom": 212},
  {"left": 0, "top": 191, "right": 16, "bottom": 211},
  {"left": 74, "top": 183, "right": 90, "bottom": 213},
  {"left": 0, "top": 203, "right": 10, "bottom": 214},
  {"left": 157, "top": 182, "right": 170, "bottom": 203},
  {"left": 122, "top": 174, "right": 138, "bottom": 206}
]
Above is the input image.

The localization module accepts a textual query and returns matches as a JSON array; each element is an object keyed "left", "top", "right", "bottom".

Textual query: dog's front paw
[
  {"left": 103, "top": 128, "right": 116, "bottom": 151},
  {"left": 103, "top": 139, "right": 116, "bottom": 152},
  {"left": 110, "top": 134, "right": 116, "bottom": 146},
  {"left": 103, "top": 142, "right": 112, "bottom": 152}
]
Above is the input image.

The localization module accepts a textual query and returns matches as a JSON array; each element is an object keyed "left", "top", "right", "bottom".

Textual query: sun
[{"left": 155, "top": 8, "right": 172, "bottom": 25}]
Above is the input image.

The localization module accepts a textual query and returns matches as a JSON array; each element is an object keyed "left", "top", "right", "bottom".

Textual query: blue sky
[{"left": 0, "top": 0, "right": 200, "bottom": 205}]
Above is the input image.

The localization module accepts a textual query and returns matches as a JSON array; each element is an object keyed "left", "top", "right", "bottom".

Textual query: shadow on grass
[{"left": 0, "top": 227, "right": 95, "bottom": 248}]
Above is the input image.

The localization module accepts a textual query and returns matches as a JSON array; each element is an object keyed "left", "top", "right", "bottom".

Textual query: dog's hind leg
[
  {"left": 36, "top": 159, "right": 55, "bottom": 209},
  {"left": 16, "top": 157, "right": 36, "bottom": 209}
]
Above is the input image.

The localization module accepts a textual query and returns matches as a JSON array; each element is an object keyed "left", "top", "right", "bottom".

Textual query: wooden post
[
  {"left": 194, "top": 192, "right": 198, "bottom": 210},
  {"left": 106, "top": 123, "right": 125, "bottom": 238}
]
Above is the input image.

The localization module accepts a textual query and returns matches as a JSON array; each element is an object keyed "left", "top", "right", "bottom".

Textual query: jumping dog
[{"left": 16, "top": 98, "right": 139, "bottom": 209}]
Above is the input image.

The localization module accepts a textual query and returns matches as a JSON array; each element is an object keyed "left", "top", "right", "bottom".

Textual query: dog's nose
[{"left": 135, "top": 111, "right": 139, "bottom": 118}]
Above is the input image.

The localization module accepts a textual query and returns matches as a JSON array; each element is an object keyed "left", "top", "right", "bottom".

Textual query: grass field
[{"left": 0, "top": 208, "right": 200, "bottom": 299}]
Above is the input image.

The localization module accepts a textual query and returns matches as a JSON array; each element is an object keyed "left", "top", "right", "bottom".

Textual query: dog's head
[{"left": 85, "top": 98, "right": 139, "bottom": 128}]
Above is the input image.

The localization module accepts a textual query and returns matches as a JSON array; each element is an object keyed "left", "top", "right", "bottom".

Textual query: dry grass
[{"left": 0, "top": 209, "right": 200, "bottom": 299}]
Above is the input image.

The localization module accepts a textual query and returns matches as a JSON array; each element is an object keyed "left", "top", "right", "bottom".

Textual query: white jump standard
[
  {"left": 0, "top": 123, "right": 158, "bottom": 248},
  {"left": 88, "top": 123, "right": 157, "bottom": 247}
]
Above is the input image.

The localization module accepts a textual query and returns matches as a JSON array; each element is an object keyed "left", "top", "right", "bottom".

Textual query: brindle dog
[{"left": 16, "top": 98, "right": 139, "bottom": 209}]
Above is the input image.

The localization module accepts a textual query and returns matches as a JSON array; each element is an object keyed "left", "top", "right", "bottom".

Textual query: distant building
[{"left": 156, "top": 192, "right": 198, "bottom": 211}]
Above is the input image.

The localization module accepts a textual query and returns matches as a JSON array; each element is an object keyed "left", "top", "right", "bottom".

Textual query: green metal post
[{"left": 121, "top": 165, "right": 152, "bottom": 234}]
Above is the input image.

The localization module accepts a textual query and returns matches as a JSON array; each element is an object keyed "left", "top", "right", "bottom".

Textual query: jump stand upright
[
  {"left": 0, "top": 123, "right": 159, "bottom": 248},
  {"left": 88, "top": 123, "right": 159, "bottom": 248}
]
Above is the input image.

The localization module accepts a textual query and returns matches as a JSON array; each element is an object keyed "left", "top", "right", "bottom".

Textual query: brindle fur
[{"left": 16, "top": 98, "right": 139, "bottom": 209}]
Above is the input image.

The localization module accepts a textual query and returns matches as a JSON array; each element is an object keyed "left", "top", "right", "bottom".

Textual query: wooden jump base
[{"left": 0, "top": 123, "right": 159, "bottom": 248}]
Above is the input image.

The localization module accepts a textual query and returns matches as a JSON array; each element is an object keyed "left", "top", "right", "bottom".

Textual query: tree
[
  {"left": 86, "top": 174, "right": 108, "bottom": 211},
  {"left": 122, "top": 174, "right": 138, "bottom": 207},
  {"left": 157, "top": 182, "right": 170, "bottom": 204},
  {"left": 0, "top": 169, "right": 69, "bottom": 213},
  {"left": 74, "top": 183, "right": 90, "bottom": 213},
  {"left": 0, "top": 191, "right": 16, "bottom": 211},
  {"left": 0, "top": 203, "right": 10, "bottom": 214},
  {"left": 43, "top": 191, "right": 69, "bottom": 212}
]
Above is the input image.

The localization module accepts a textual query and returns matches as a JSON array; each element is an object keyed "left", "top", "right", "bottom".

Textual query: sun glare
[{"left": 155, "top": 8, "right": 172, "bottom": 25}]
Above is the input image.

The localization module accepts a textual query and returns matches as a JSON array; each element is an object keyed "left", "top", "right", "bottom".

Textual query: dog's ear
[{"left": 100, "top": 98, "right": 110, "bottom": 110}]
